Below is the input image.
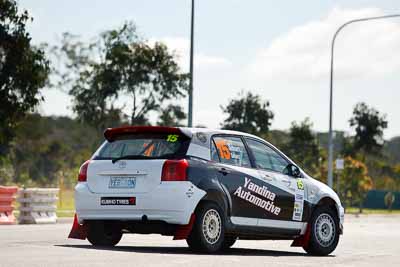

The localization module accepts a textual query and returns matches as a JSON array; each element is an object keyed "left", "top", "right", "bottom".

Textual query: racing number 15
[{"left": 167, "top": 134, "right": 179, "bottom": 142}]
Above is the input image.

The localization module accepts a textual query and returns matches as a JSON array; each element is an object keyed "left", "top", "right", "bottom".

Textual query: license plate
[
  {"left": 100, "top": 197, "right": 136, "bottom": 206},
  {"left": 109, "top": 176, "right": 136, "bottom": 189}
]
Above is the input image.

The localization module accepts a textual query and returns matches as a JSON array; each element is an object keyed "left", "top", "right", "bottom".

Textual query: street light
[
  {"left": 188, "top": 0, "right": 195, "bottom": 127},
  {"left": 327, "top": 14, "right": 400, "bottom": 188}
]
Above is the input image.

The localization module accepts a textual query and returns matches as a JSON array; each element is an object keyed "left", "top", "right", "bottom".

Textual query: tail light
[
  {"left": 78, "top": 160, "right": 90, "bottom": 182},
  {"left": 161, "top": 159, "right": 189, "bottom": 181}
]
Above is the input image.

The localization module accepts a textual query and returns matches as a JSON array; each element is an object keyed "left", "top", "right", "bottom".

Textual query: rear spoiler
[{"left": 104, "top": 126, "right": 192, "bottom": 142}]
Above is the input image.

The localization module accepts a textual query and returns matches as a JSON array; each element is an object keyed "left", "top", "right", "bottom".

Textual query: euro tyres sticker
[{"left": 293, "top": 179, "right": 305, "bottom": 221}]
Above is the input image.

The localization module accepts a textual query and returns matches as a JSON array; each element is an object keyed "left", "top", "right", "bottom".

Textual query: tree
[
  {"left": 339, "top": 156, "right": 373, "bottom": 213},
  {"left": 284, "top": 118, "right": 321, "bottom": 175},
  {"left": 220, "top": 91, "right": 274, "bottom": 135},
  {"left": 157, "top": 104, "right": 187, "bottom": 126},
  {"left": 349, "top": 102, "right": 388, "bottom": 155},
  {"left": 0, "top": 0, "right": 50, "bottom": 152},
  {"left": 53, "top": 22, "right": 188, "bottom": 130},
  {"left": 2, "top": 113, "right": 98, "bottom": 186}
]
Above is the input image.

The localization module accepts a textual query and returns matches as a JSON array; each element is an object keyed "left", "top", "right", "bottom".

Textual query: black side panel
[
  {"left": 186, "top": 158, "right": 230, "bottom": 217},
  {"left": 228, "top": 224, "right": 301, "bottom": 240},
  {"left": 186, "top": 158, "right": 314, "bottom": 239},
  {"left": 302, "top": 201, "right": 314, "bottom": 222},
  {"left": 221, "top": 173, "right": 295, "bottom": 221}
]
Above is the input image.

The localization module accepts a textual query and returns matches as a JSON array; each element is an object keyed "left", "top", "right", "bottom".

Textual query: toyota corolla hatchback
[{"left": 69, "top": 126, "right": 344, "bottom": 256}]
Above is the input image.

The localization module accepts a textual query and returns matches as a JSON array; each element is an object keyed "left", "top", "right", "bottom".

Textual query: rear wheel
[
  {"left": 186, "top": 202, "right": 225, "bottom": 253},
  {"left": 87, "top": 221, "right": 122, "bottom": 247},
  {"left": 304, "top": 206, "right": 340, "bottom": 256}
]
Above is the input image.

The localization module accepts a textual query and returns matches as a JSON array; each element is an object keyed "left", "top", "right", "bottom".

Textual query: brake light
[
  {"left": 78, "top": 160, "right": 90, "bottom": 182},
  {"left": 161, "top": 159, "right": 189, "bottom": 181}
]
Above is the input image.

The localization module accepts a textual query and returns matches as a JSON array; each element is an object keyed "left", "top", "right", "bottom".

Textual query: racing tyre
[
  {"left": 187, "top": 202, "right": 225, "bottom": 253},
  {"left": 87, "top": 221, "right": 122, "bottom": 247},
  {"left": 222, "top": 236, "right": 237, "bottom": 250},
  {"left": 304, "top": 206, "right": 340, "bottom": 256}
]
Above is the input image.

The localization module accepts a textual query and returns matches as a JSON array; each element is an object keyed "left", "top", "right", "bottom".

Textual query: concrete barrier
[
  {"left": 18, "top": 188, "right": 59, "bottom": 224},
  {"left": 0, "top": 186, "right": 19, "bottom": 225}
]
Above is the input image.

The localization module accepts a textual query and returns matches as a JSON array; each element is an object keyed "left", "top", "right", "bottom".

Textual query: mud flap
[
  {"left": 291, "top": 223, "right": 311, "bottom": 248},
  {"left": 68, "top": 214, "right": 88, "bottom": 240},
  {"left": 173, "top": 214, "right": 196, "bottom": 240}
]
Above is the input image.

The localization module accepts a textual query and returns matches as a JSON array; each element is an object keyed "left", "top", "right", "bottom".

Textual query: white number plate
[{"left": 109, "top": 176, "right": 136, "bottom": 189}]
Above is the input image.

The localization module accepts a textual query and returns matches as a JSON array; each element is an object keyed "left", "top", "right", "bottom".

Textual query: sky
[{"left": 18, "top": 0, "right": 400, "bottom": 138}]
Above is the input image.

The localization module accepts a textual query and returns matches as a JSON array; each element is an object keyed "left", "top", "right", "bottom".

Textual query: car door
[
  {"left": 211, "top": 136, "right": 261, "bottom": 223},
  {"left": 244, "top": 138, "right": 305, "bottom": 229}
]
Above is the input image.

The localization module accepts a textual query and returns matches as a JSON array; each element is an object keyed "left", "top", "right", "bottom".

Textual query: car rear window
[{"left": 95, "top": 133, "right": 190, "bottom": 160}]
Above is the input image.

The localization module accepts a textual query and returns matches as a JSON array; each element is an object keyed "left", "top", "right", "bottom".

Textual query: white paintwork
[
  {"left": 97, "top": 170, "right": 148, "bottom": 176},
  {"left": 305, "top": 176, "right": 345, "bottom": 229},
  {"left": 75, "top": 181, "right": 206, "bottom": 225},
  {"left": 231, "top": 216, "right": 306, "bottom": 230},
  {"left": 186, "top": 143, "right": 211, "bottom": 160},
  {"left": 86, "top": 159, "right": 165, "bottom": 194}
]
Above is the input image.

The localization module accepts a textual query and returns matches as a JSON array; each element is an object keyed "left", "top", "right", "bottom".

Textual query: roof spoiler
[{"left": 103, "top": 126, "right": 191, "bottom": 142}]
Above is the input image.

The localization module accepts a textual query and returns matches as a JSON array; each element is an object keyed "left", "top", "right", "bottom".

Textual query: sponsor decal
[
  {"left": 233, "top": 177, "right": 281, "bottom": 216},
  {"left": 186, "top": 186, "right": 194, "bottom": 198},
  {"left": 292, "top": 179, "right": 305, "bottom": 221},
  {"left": 297, "top": 179, "right": 304, "bottom": 190},
  {"left": 295, "top": 193, "right": 304, "bottom": 201},
  {"left": 100, "top": 197, "right": 136, "bottom": 206},
  {"left": 196, "top": 132, "right": 207, "bottom": 143}
]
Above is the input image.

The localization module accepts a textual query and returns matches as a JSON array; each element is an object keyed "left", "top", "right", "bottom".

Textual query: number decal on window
[
  {"left": 215, "top": 140, "right": 231, "bottom": 160},
  {"left": 167, "top": 134, "right": 179, "bottom": 142}
]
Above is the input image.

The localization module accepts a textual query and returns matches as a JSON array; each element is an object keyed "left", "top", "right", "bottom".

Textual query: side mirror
[{"left": 284, "top": 164, "right": 302, "bottom": 178}]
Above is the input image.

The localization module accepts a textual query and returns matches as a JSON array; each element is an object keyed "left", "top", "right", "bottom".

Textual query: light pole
[
  {"left": 188, "top": 0, "right": 195, "bottom": 127},
  {"left": 327, "top": 14, "right": 400, "bottom": 188}
]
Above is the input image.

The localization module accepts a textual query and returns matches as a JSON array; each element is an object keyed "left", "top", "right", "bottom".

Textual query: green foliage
[
  {"left": 349, "top": 102, "right": 388, "bottom": 155},
  {"left": 0, "top": 114, "right": 99, "bottom": 186},
  {"left": 339, "top": 156, "right": 373, "bottom": 211},
  {"left": 52, "top": 22, "right": 188, "bottom": 130},
  {"left": 384, "top": 136, "right": 400, "bottom": 165},
  {"left": 0, "top": 0, "right": 50, "bottom": 152},
  {"left": 283, "top": 118, "right": 321, "bottom": 175},
  {"left": 157, "top": 104, "right": 187, "bottom": 126},
  {"left": 263, "top": 130, "right": 290, "bottom": 150},
  {"left": 220, "top": 91, "right": 274, "bottom": 135}
]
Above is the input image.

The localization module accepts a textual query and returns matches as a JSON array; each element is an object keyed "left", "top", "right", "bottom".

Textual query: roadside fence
[{"left": 18, "top": 188, "right": 59, "bottom": 224}]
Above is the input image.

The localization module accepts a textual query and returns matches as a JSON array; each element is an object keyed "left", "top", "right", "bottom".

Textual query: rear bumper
[{"left": 75, "top": 181, "right": 206, "bottom": 225}]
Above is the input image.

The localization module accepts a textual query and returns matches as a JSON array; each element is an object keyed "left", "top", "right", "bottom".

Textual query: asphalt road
[{"left": 1, "top": 214, "right": 399, "bottom": 267}]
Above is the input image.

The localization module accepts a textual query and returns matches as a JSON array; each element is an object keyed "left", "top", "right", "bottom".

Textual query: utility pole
[
  {"left": 188, "top": 0, "right": 195, "bottom": 127},
  {"left": 327, "top": 14, "right": 400, "bottom": 188}
]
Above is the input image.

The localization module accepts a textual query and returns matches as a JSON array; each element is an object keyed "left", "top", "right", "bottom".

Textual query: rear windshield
[{"left": 94, "top": 133, "right": 190, "bottom": 160}]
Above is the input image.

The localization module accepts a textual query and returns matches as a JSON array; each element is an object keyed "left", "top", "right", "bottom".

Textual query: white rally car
[{"left": 69, "top": 126, "right": 344, "bottom": 256}]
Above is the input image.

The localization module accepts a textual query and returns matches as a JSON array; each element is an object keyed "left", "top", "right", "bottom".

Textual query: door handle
[
  {"left": 263, "top": 174, "right": 273, "bottom": 181},
  {"left": 218, "top": 167, "right": 230, "bottom": 176},
  {"left": 263, "top": 173, "right": 274, "bottom": 181}
]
